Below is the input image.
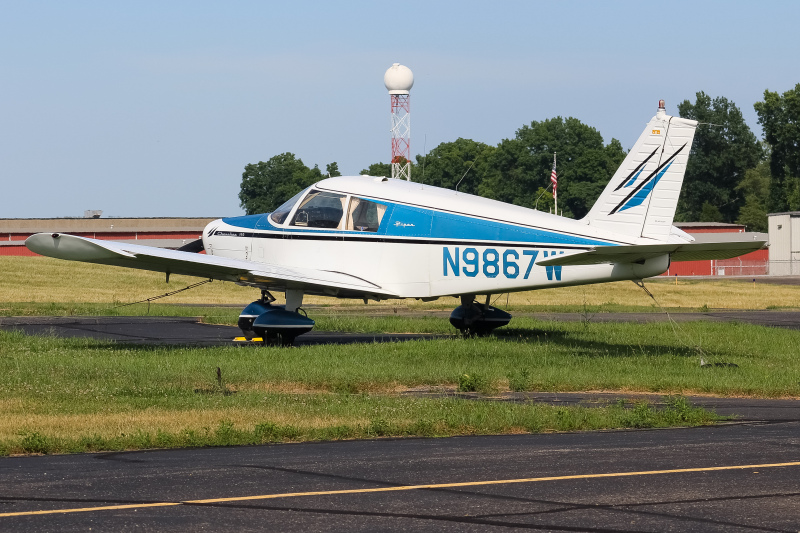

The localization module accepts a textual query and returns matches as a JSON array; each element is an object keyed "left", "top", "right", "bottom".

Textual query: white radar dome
[{"left": 384, "top": 63, "right": 414, "bottom": 95}]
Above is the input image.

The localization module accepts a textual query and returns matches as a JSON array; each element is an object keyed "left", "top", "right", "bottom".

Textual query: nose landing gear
[{"left": 238, "top": 290, "right": 314, "bottom": 346}]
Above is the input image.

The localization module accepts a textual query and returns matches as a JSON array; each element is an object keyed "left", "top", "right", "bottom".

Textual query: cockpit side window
[
  {"left": 269, "top": 188, "right": 309, "bottom": 225},
  {"left": 290, "top": 190, "right": 347, "bottom": 229},
  {"left": 346, "top": 197, "right": 387, "bottom": 232}
]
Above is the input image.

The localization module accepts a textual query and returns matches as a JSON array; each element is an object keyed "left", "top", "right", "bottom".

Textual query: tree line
[{"left": 239, "top": 84, "right": 800, "bottom": 232}]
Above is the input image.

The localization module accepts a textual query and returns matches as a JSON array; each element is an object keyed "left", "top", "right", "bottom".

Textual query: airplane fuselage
[{"left": 203, "top": 176, "right": 670, "bottom": 300}]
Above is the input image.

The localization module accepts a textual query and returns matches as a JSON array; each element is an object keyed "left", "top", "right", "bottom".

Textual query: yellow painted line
[
  {"left": 0, "top": 502, "right": 180, "bottom": 518},
  {"left": 2, "top": 461, "right": 799, "bottom": 518},
  {"left": 185, "top": 461, "right": 800, "bottom": 504}
]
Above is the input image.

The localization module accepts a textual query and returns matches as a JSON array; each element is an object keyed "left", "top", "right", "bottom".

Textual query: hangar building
[
  {"left": 0, "top": 217, "right": 215, "bottom": 256},
  {"left": 663, "top": 222, "right": 769, "bottom": 276}
]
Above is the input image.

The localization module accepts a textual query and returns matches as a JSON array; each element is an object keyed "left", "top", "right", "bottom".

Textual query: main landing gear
[
  {"left": 238, "top": 289, "right": 314, "bottom": 346},
  {"left": 449, "top": 294, "right": 512, "bottom": 336}
]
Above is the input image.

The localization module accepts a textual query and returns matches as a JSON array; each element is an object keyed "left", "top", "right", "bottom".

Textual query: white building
[{"left": 768, "top": 212, "right": 800, "bottom": 275}]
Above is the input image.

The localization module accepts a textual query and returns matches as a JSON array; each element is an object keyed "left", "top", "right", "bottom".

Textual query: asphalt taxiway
[
  {"left": 2, "top": 422, "right": 800, "bottom": 531},
  {"left": 0, "top": 316, "right": 441, "bottom": 346},
  {"left": 2, "top": 309, "right": 800, "bottom": 347}
]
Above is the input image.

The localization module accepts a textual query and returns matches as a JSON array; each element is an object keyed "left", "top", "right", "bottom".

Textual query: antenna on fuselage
[
  {"left": 534, "top": 183, "right": 552, "bottom": 211},
  {"left": 455, "top": 160, "right": 475, "bottom": 192},
  {"left": 421, "top": 134, "right": 427, "bottom": 189}
]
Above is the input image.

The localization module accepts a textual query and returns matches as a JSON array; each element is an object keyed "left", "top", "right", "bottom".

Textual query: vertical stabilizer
[{"left": 583, "top": 101, "right": 697, "bottom": 241}]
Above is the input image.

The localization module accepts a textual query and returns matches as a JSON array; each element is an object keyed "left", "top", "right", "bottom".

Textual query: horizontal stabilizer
[
  {"left": 537, "top": 240, "right": 767, "bottom": 267},
  {"left": 25, "top": 233, "right": 394, "bottom": 297}
]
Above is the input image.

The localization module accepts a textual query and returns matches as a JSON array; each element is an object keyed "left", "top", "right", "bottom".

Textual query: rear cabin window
[
  {"left": 269, "top": 188, "right": 308, "bottom": 225},
  {"left": 290, "top": 190, "right": 346, "bottom": 229},
  {"left": 346, "top": 198, "right": 387, "bottom": 232}
]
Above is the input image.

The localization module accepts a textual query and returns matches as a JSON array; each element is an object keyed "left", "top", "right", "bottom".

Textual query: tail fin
[{"left": 583, "top": 101, "right": 697, "bottom": 241}]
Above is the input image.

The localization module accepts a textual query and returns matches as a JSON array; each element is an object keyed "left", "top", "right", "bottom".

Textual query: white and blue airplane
[{"left": 26, "top": 101, "right": 766, "bottom": 344}]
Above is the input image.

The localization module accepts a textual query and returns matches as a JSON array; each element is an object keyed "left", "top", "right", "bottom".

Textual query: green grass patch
[
  {"left": 2, "top": 395, "right": 720, "bottom": 456},
  {"left": 2, "top": 318, "right": 799, "bottom": 399},
  {"left": 2, "top": 315, "right": 798, "bottom": 455}
]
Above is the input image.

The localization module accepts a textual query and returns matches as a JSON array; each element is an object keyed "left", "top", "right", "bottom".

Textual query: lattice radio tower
[{"left": 384, "top": 63, "right": 414, "bottom": 180}]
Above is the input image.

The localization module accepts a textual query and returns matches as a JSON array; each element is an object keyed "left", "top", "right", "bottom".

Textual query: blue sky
[{"left": 2, "top": 1, "right": 798, "bottom": 218}]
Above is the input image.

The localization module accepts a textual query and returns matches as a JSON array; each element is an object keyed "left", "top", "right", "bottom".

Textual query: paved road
[
  {"left": 2, "top": 422, "right": 800, "bottom": 532},
  {"left": 2, "top": 310, "right": 800, "bottom": 348}
]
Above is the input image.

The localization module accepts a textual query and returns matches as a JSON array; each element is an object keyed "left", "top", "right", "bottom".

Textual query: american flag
[{"left": 550, "top": 158, "right": 557, "bottom": 198}]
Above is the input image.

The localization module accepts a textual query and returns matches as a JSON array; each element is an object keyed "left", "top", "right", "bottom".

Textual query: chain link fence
[{"left": 711, "top": 259, "right": 769, "bottom": 276}]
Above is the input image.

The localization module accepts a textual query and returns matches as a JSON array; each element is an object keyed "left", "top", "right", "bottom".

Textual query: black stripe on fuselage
[{"left": 210, "top": 230, "right": 593, "bottom": 250}]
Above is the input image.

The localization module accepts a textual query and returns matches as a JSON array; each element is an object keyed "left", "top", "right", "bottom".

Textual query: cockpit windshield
[
  {"left": 290, "top": 190, "right": 346, "bottom": 229},
  {"left": 269, "top": 188, "right": 309, "bottom": 225}
]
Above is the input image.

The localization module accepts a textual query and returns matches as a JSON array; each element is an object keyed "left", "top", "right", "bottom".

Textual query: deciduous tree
[
  {"left": 326, "top": 162, "right": 341, "bottom": 177},
  {"left": 238, "top": 153, "right": 322, "bottom": 215},
  {"left": 754, "top": 83, "right": 800, "bottom": 212},
  {"left": 414, "top": 138, "right": 495, "bottom": 196},
  {"left": 359, "top": 162, "right": 393, "bottom": 177},
  {"left": 735, "top": 156, "right": 771, "bottom": 232},
  {"left": 479, "top": 117, "right": 625, "bottom": 218},
  {"left": 676, "top": 92, "right": 761, "bottom": 222}
]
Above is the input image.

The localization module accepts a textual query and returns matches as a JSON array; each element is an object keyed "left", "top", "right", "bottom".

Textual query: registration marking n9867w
[{"left": 442, "top": 247, "right": 564, "bottom": 281}]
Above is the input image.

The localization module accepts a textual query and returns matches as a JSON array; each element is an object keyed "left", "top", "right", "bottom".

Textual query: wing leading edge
[
  {"left": 25, "top": 233, "right": 395, "bottom": 298},
  {"left": 537, "top": 240, "right": 767, "bottom": 267}
]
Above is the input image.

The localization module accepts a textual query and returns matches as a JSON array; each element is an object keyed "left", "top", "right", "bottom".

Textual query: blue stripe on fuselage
[
  {"left": 223, "top": 202, "right": 614, "bottom": 246},
  {"left": 390, "top": 205, "right": 611, "bottom": 246},
  {"left": 221, "top": 214, "right": 264, "bottom": 229}
]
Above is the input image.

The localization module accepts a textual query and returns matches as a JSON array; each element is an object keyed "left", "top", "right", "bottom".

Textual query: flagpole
[{"left": 552, "top": 153, "right": 557, "bottom": 214}]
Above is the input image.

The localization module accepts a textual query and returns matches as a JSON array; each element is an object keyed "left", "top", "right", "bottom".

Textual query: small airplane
[{"left": 26, "top": 101, "right": 766, "bottom": 344}]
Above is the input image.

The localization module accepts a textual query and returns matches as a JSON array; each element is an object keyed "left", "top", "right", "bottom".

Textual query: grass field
[
  {"left": 3, "top": 315, "right": 799, "bottom": 455},
  {"left": 2, "top": 256, "right": 798, "bottom": 455},
  {"left": 0, "top": 327, "right": 729, "bottom": 456}
]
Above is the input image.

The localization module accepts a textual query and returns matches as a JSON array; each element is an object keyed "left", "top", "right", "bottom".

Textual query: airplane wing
[
  {"left": 25, "top": 233, "right": 395, "bottom": 298},
  {"left": 537, "top": 240, "right": 767, "bottom": 267}
]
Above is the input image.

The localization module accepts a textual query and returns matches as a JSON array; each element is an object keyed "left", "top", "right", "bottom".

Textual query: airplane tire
[
  {"left": 459, "top": 327, "right": 492, "bottom": 338},
  {"left": 252, "top": 328, "right": 297, "bottom": 347},
  {"left": 279, "top": 333, "right": 296, "bottom": 347}
]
